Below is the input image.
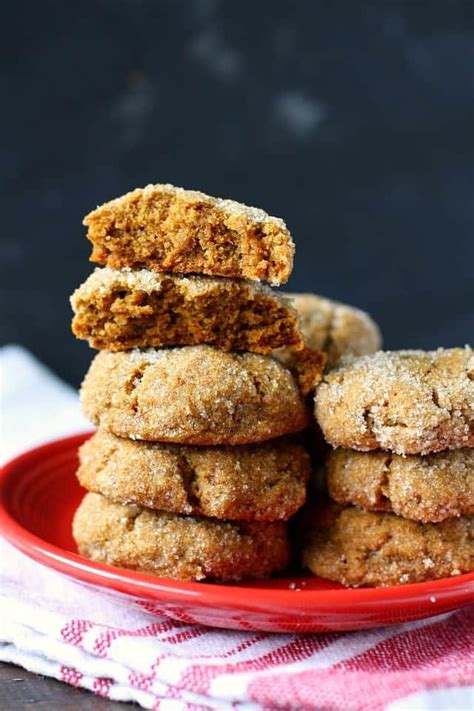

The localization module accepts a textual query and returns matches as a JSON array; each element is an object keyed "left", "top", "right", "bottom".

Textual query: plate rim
[{"left": 1, "top": 433, "right": 473, "bottom": 614}]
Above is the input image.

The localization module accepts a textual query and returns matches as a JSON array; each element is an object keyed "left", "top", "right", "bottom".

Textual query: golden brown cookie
[
  {"left": 71, "top": 268, "right": 303, "bottom": 353},
  {"left": 279, "top": 293, "right": 381, "bottom": 368},
  {"left": 302, "top": 501, "right": 473, "bottom": 587},
  {"left": 80, "top": 347, "right": 310, "bottom": 445},
  {"left": 83, "top": 184, "right": 294, "bottom": 285},
  {"left": 77, "top": 431, "right": 310, "bottom": 521},
  {"left": 73, "top": 493, "right": 289, "bottom": 582},
  {"left": 326, "top": 448, "right": 474, "bottom": 523},
  {"left": 315, "top": 348, "right": 474, "bottom": 455}
]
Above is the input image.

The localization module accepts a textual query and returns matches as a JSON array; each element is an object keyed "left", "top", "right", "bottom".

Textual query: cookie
[
  {"left": 77, "top": 431, "right": 310, "bottom": 521},
  {"left": 80, "top": 347, "right": 310, "bottom": 445},
  {"left": 302, "top": 501, "right": 473, "bottom": 587},
  {"left": 326, "top": 448, "right": 474, "bottom": 523},
  {"left": 73, "top": 493, "right": 289, "bottom": 582},
  {"left": 83, "top": 184, "right": 294, "bottom": 285},
  {"left": 278, "top": 293, "right": 381, "bottom": 369},
  {"left": 71, "top": 268, "right": 303, "bottom": 353},
  {"left": 314, "top": 348, "right": 474, "bottom": 454}
]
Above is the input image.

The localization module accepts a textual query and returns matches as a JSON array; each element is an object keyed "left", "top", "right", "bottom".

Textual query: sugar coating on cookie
[
  {"left": 281, "top": 293, "right": 382, "bottom": 368},
  {"left": 77, "top": 431, "right": 310, "bottom": 521},
  {"left": 73, "top": 493, "right": 289, "bottom": 581},
  {"left": 326, "top": 448, "right": 474, "bottom": 523},
  {"left": 83, "top": 184, "right": 294, "bottom": 285},
  {"left": 303, "top": 502, "right": 473, "bottom": 587},
  {"left": 315, "top": 347, "right": 474, "bottom": 454},
  {"left": 80, "top": 346, "right": 310, "bottom": 445},
  {"left": 71, "top": 268, "right": 304, "bottom": 353}
]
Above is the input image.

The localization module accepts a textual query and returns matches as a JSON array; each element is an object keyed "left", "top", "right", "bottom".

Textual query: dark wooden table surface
[{"left": 0, "top": 663, "right": 133, "bottom": 709}]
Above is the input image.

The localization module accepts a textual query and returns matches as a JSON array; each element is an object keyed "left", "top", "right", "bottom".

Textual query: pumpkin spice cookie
[
  {"left": 77, "top": 431, "right": 310, "bottom": 521},
  {"left": 315, "top": 348, "right": 474, "bottom": 455},
  {"left": 73, "top": 493, "right": 289, "bottom": 582},
  {"left": 71, "top": 268, "right": 303, "bottom": 353},
  {"left": 326, "top": 448, "right": 474, "bottom": 523},
  {"left": 83, "top": 184, "right": 294, "bottom": 285},
  {"left": 80, "top": 347, "right": 310, "bottom": 445},
  {"left": 302, "top": 501, "right": 473, "bottom": 587}
]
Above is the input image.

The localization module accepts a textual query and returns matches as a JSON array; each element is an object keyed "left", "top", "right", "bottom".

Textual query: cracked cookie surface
[
  {"left": 73, "top": 492, "right": 289, "bottom": 581},
  {"left": 302, "top": 501, "right": 473, "bottom": 587},
  {"left": 326, "top": 448, "right": 474, "bottom": 523},
  {"left": 314, "top": 348, "right": 474, "bottom": 454},
  {"left": 83, "top": 183, "right": 294, "bottom": 285},
  {"left": 80, "top": 346, "right": 310, "bottom": 445},
  {"left": 71, "top": 268, "right": 303, "bottom": 353},
  {"left": 77, "top": 431, "right": 310, "bottom": 521}
]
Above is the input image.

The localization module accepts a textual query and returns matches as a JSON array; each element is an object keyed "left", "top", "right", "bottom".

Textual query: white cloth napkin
[
  {"left": 0, "top": 345, "right": 90, "bottom": 462},
  {"left": 1, "top": 345, "right": 472, "bottom": 710}
]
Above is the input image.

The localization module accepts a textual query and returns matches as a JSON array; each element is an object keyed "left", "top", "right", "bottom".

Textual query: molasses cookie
[
  {"left": 326, "top": 448, "right": 474, "bottom": 523},
  {"left": 77, "top": 431, "right": 310, "bottom": 521},
  {"left": 71, "top": 268, "right": 303, "bottom": 353},
  {"left": 80, "top": 347, "right": 310, "bottom": 445},
  {"left": 73, "top": 493, "right": 289, "bottom": 582},
  {"left": 83, "top": 183, "right": 294, "bottom": 285},
  {"left": 315, "top": 348, "right": 473, "bottom": 454},
  {"left": 303, "top": 501, "right": 473, "bottom": 587}
]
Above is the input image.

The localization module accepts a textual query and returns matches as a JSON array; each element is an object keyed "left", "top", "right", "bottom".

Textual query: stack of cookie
[
  {"left": 304, "top": 348, "right": 474, "bottom": 586},
  {"left": 70, "top": 184, "right": 326, "bottom": 582}
]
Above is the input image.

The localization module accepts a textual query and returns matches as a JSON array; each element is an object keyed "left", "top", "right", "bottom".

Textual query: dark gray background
[{"left": 2, "top": 0, "right": 473, "bottom": 386}]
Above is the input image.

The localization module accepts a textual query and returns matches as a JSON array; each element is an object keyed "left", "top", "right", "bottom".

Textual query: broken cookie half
[{"left": 83, "top": 183, "right": 295, "bottom": 285}]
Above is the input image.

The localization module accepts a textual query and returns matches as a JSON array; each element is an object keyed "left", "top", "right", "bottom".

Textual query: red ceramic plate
[{"left": 1, "top": 434, "right": 473, "bottom": 633}]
